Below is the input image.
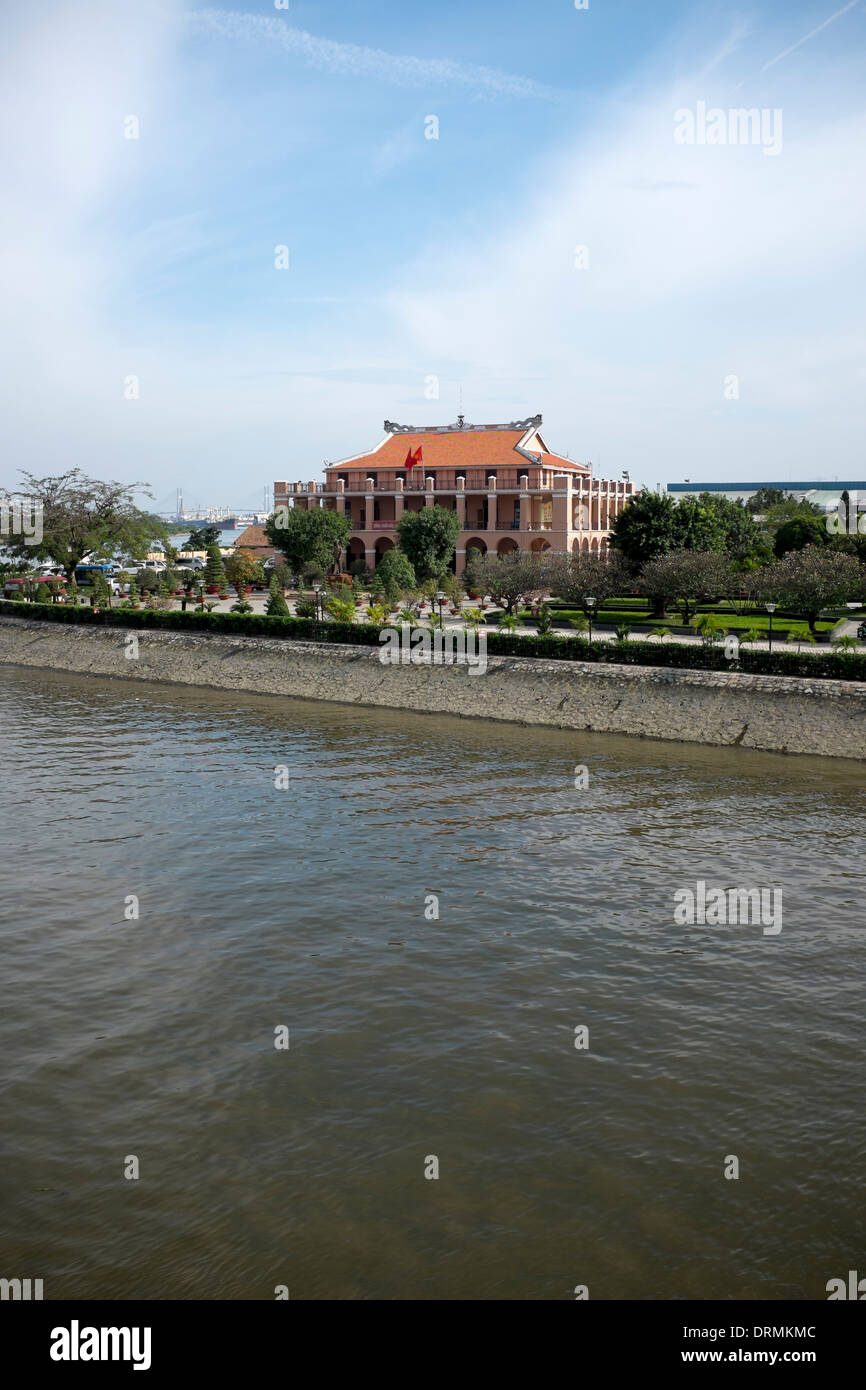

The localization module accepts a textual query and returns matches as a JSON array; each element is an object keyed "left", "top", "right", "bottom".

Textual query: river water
[{"left": 1, "top": 665, "right": 863, "bottom": 1300}]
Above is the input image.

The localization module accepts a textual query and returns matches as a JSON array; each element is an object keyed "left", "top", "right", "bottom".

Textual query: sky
[{"left": 1, "top": 0, "right": 864, "bottom": 512}]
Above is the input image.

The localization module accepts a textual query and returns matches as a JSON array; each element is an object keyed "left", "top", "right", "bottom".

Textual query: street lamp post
[
  {"left": 766, "top": 602, "right": 776, "bottom": 653},
  {"left": 436, "top": 590, "right": 446, "bottom": 631},
  {"left": 585, "top": 595, "right": 596, "bottom": 643},
  {"left": 313, "top": 581, "right": 323, "bottom": 623}
]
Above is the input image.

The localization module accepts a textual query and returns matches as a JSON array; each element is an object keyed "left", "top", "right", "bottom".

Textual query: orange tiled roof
[
  {"left": 234, "top": 525, "right": 284, "bottom": 558},
  {"left": 234, "top": 525, "right": 269, "bottom": 548},
  {"left": 327, "top": 422, "right": 588, "bottom": 474}
]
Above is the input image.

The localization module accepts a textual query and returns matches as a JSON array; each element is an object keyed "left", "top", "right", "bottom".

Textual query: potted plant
[
  {"left": 265, "top": 576, "right": 290, "bottom": 616},
  {"left": 204, "top": 543, "right": 227, "bottom": 594}
]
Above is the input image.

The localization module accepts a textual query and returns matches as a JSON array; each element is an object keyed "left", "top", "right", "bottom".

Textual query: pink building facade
[{"left": 275, "top": 414, "right": 633, "bottom": 575}]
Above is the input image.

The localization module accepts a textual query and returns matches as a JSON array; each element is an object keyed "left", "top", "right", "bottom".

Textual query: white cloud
[
  {"left": 186, "top": 9, "right": 565, "bottom": 101},
  {"left": 382, "top": 35, "right": 866, "bottom": 478},
  {"left": 1, "top": 4, "right": 863, "bottom": 497}
]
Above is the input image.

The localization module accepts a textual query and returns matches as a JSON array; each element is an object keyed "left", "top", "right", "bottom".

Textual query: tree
[
  {"left": 376, "top": 549, "right": 416, "bottom": 594},
  {"left": 264, "top": 507, "right": 348, "bottom": 574},
  {"left": 463, "top": 546, "right": 485, "bottom": 590},
  {"left": 472, "top": 551, "right": 545, "bottom": 614},
  {"left": 265, "top": 575, "right": 290, "bottom": 615},
  {"left": 696, "top": 493, "right": 764, "bottom": 566},
  {"left": 773, "top": 514, "right": 829, "bottom": 558},
  {"left": 204, "top": 543, "right": 227, "bottom": 590},
  {"left": 747, "top": 487, "right": 789, "bottom": 514},
  {"left": 609, "top": 491, "right": 679, "bottom": 568},
  {"left": 225, "top": 548, "right": 264, "bottom": 593},
  {"left": 184, "top": 525, "right": 222, "bottom": 551},
  {"left": 637, "top": 550, "right": 732, "bottom": 623},
  {"left": 757, "top": 546, "right": 863, "bottom": 631},
  {"left": 609, "top": 491, "right": 725, "bottom": 569},
  {"left": 671, "top": 498, "right": 727, "bottom": 553},
  {"left": 762, "top": 497, "right": 823, "bottom": 545},
  {"left": 395, "top": 505, "right": 461, "bottom": 582},
  {"left": 0, "top": 468, "right": 163, "bottom": 581},
  {"left": 88, "top": 570, "right": 112, "bottom": 607},
  {"left": 547, "top": 551, "right": 630, "bottom": 608}
]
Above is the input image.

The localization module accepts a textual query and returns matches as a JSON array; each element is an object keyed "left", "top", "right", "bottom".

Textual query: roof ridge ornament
[{"left": 383, "top": 413, "right": 541, "bottom": 435}]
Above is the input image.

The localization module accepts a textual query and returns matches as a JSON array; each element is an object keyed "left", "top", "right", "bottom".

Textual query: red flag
[{"left": 404, "top": 446, "right": 415, "bottom": 471}]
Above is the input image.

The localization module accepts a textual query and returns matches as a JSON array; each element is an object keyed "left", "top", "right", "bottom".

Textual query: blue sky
[{"left": 1, "top": 0, "right": 864, "bottom": 511}]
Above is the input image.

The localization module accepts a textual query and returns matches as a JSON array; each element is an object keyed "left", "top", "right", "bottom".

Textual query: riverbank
[{"left": 1, "top": 614, "right": 864, "bottom": 759}]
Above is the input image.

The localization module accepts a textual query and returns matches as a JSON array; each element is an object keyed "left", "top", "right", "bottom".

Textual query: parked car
[{"left": 857, "top": 622, "right": 866, "bottom": 641}]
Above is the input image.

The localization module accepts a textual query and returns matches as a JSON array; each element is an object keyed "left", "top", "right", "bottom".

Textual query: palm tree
[
  {"left": 696, "top": 612, "right": 727, "bottom": 645},
  {"left": 463, "top": 607, "right": 487, "bottom": 630},
  {"left": 787, "top": 627, "right": 816, "bottom": 653}
]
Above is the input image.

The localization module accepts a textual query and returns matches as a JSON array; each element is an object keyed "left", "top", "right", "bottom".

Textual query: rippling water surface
[{"left": 1, "top": 666, "right": 864, "bottom": 1300}]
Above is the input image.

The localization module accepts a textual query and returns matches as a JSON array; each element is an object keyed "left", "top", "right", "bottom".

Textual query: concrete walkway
[{"left": 122, "top": 592, "right": 865, "bottom": 654}]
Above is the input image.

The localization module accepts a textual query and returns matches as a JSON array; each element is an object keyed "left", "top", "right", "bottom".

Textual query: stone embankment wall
[{"left": 1, "top": 616, "right": 864, "bottom": 759}]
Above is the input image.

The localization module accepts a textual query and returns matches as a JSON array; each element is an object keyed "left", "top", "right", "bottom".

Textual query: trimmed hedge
[{"left": 2, "top": 600, "right": 865, "bottom": 682}]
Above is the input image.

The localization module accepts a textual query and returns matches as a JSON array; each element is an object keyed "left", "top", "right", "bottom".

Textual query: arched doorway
[
  {"left": 346, "top": 537, "right": 365, "bottom": 564},
  {"left": 497, "top": 537, "right": 519, "bottom": 557},
  {"left": 374, "top": 536, "right": 395, "bottom": 566}
]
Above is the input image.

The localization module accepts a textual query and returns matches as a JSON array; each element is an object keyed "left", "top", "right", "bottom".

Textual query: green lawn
[{"left": 522, "top": 605, "right": 837, "bottom": 636}]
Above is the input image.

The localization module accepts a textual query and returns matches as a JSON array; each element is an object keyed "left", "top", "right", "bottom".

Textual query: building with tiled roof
[
  {"left": 275, "top": 414, "right": 633, "bottom": 575},
  {"left": 232, "top": 524, "right": 285, "bottom": 563}
]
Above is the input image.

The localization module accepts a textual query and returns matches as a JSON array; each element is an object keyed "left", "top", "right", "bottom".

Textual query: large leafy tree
[
  {"left": 672, "top": 498, "right": 728, "bottom": 553},
  {"left": 757, "top": 546, "right": 863, "bottom": 631},
  {"left": 637, "top": 550, "right": 732, "bottom": 623},
  {"left": 547, "top": 551, "right": 630, "bottom": 608},
  {"left": 773, "top": 514, "right": 829, "bottom": 558},
  {"left": 0, "top": 469, "right": 163, "bottom": 581},
  {"left": 472, "top": 551, "right": 546, "bottom": 613},
  {"left": 696, "top": 493, "right": 765, "bottom": 567},
  {"left": 265, "top": 507, "right": 348, "bottom": 574},
  {"left": 184, "top": 525, "right": 222, "bottom": 551},
  {"left": 609, "top": 492, "right": 726, "bottom": 569},
  {"left": 396, "top": 505, "right": 461, "bottom": 582},
  {"left": 746, "top": 487, "right": 789, "bottom": 514},
  {"left": 375, "top": 549, "right": 416, "bottom": 593}
]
